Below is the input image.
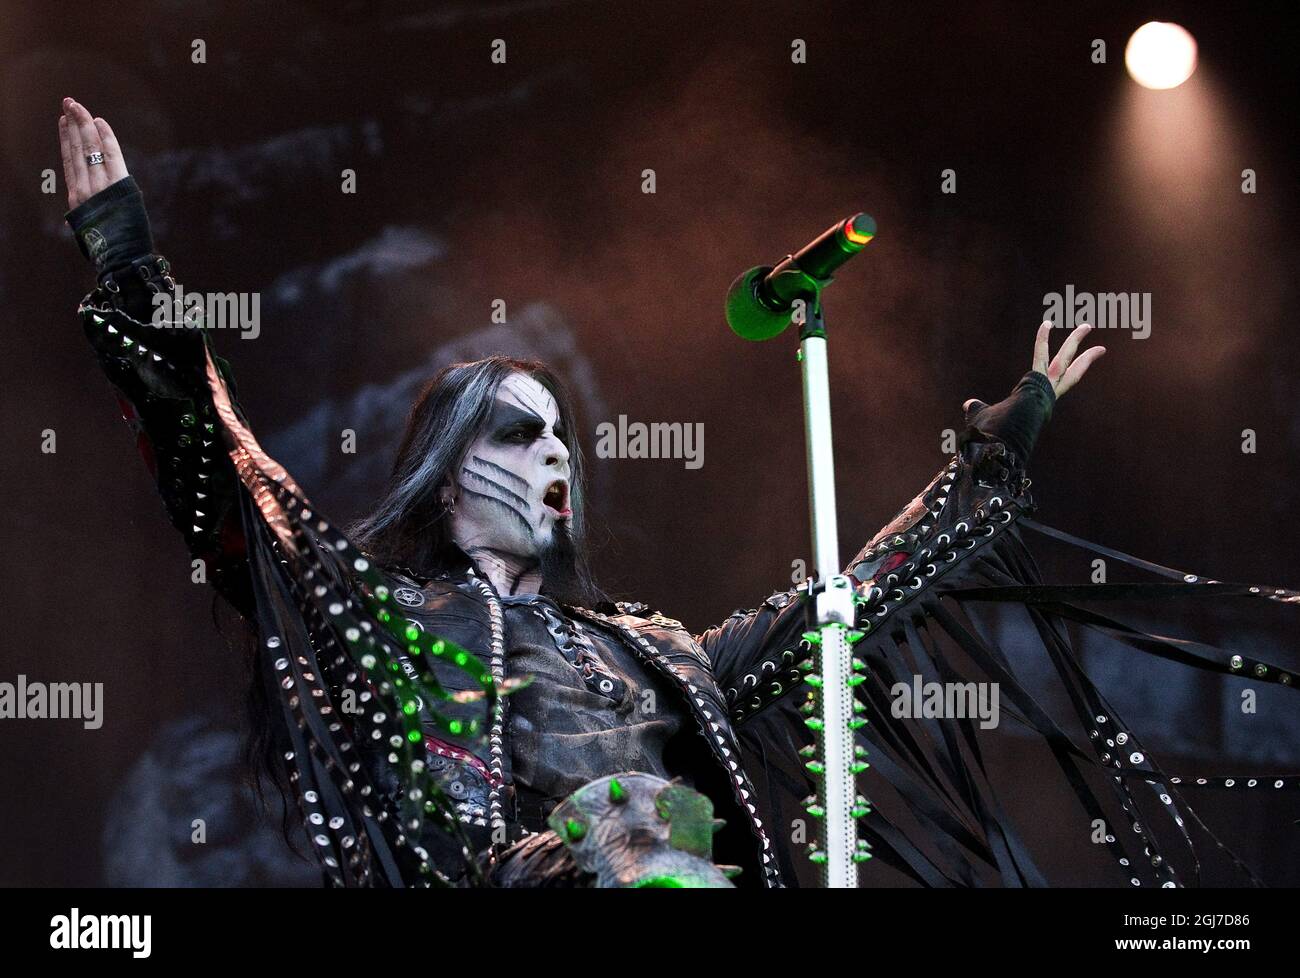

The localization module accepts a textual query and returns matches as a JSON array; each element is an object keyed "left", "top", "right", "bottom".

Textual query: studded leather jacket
[
  {"left": 361, "top": 559, "right": 814, "bottom": 887},
  {"left": 69, "top": 177, "right": 1055, "bottom": 887}
]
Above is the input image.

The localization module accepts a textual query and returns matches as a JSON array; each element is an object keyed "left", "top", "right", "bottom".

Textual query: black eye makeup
[
  {"left": 501, "top": 426, "right": 542, "bottom": 444},
  {"left": 486, "top": 399, "right": 562, "bottom": 447}
]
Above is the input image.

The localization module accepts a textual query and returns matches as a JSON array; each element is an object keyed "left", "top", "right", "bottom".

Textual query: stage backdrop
[{"left": 1, "top": 0, "right": 1296, "bottom": 886}]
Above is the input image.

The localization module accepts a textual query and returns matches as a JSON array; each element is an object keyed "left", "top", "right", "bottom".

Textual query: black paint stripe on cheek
[
  {"left": 469, "top": 455, "right": 529, "bottom": 492},
  {"left": 460, "top": 487, "right": 536, "bottom": 540},
  {"left": 462, "top": 468, "right": 531, "bottom": 510}
]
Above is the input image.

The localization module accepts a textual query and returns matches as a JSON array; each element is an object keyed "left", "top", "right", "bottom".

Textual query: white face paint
[{"left": 447, "top": 372, "right": 572, "bottom": 562}]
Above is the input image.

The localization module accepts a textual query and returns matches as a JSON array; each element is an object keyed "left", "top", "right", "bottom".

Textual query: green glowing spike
[
  {"left": 609, "top": 778, "right": 627, "bottom": 804},
  {"left": 565, "top": 818, "right": 586, "bottom": 842}
]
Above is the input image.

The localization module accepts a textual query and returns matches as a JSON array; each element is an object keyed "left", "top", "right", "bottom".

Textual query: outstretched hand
[
  {"left": 58, "top": 97, "right": 130, "bottom": 211},
  {"left": 963, "top": 321, "right": 1106, "bottom": 420},
  {"left": 1031, "top": 320, "right": 1105, "bottom": 399}
]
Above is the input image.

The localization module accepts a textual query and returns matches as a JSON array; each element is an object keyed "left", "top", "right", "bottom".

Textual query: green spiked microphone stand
[{"left": 724, "top": 212, "right": 876, "bottom": 887}]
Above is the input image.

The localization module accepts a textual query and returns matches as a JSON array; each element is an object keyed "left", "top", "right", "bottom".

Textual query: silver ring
[{"left": 85, "top": 152, "right": 105, "bottom": 166}]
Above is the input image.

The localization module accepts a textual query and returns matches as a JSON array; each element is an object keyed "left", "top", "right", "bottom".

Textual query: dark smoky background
[{"left": 1, "top": 0, "right": 1296, "bottom": 886}]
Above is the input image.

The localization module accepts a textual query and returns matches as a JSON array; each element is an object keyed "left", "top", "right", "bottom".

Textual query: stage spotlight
[{"left": 1125, "top": 22, "right": 1198, "bottom": 89}]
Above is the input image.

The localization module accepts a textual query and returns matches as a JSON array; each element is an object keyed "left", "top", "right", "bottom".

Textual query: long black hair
[{"left": 349, "top": 354, "right": 604, "bottom": 605}]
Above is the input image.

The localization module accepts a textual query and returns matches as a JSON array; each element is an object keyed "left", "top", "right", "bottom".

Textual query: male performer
[{"left": 64, "top": 97, "right": 1172, "bottom": 889}]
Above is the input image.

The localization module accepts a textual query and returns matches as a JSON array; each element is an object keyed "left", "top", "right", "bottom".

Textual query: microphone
[{"left": 725, "top": 212, "right": 876, "bottom": 340}]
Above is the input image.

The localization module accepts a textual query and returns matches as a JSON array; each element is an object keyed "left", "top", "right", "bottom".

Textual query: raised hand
[
  {"left": 1032, "top": 320, "right": 1105, "bottom": 399},
  {"left": 58, "top": 97, "right": 130, "bottom": 210},
  {"left": 960, "top": 321, "right": 1105, "bottom": 453}
]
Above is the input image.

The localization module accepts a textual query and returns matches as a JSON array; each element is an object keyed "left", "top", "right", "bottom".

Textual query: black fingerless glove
[
  {"left": 960, "top": 370, "right": 1056, "bottom": 464},
  {"left": 64, "top": 175, "right": 155, "bottom": 278}
]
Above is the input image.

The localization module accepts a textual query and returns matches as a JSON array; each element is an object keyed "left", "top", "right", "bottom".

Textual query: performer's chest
[{"left": 501, "top": 597, "right": 677, "bottom": 715}]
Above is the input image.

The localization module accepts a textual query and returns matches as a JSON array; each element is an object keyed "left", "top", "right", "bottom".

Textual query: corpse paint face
[{"left": 448, "top": 372, "right": 572, "bottom": 560}]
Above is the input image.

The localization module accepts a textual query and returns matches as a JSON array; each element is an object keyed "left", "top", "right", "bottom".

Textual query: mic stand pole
[{"left": 797, "top": 295, "right": 870, "bottom": 887}]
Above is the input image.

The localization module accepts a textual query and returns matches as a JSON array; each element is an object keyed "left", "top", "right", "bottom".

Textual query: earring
[{"left": 444, "top": 495, "right": 457, "bottom": 515}]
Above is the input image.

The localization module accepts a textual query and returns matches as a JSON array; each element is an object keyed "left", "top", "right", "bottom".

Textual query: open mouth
[{"left": 542, "top": 479, "right": 571, "bottom": 518}]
